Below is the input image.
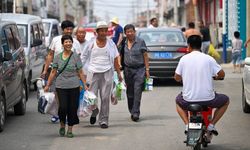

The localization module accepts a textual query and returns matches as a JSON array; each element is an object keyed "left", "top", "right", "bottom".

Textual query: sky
[{"left": 93, "top": 0, "right": 157, "bottom": 26}]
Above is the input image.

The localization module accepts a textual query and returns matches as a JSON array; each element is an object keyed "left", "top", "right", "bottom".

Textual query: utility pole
[
  {"left": 159, "top": 0, "right": 164, "bottom": 26},
  {"left": 146, "top": 0, "right": 149, "bottom": 26},
  {"left": 222, "top": 0, "right": 227, "bottom": 63},
  {"left": 174, "top": 0, "right": 179, "bottom": 25},
  {"left": 13, "top": 0, "right": 16, "bottom": 13},
  {"left": 86, "top": 0, "right": 90, "bottom": 23}
]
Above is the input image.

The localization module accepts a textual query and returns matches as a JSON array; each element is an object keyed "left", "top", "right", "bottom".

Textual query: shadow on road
[{"left": 153, "top": 78, "right": 182, "bottom": 87}]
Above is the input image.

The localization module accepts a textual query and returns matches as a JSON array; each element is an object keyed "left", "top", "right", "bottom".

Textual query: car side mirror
[
  {"left": 31, "top": 39, "right": 43, "bottom": 47},
  {"left": 245, "top": 57, "right": 250, "bottom": 66},
  {"left": 3, "top": 51, "right": 13, "bottom": 61}
]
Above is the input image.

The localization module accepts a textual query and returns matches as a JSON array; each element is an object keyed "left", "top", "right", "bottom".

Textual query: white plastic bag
[
  {"left": 44, "top": 92, "right": 58, "bottom": 116},
  {"left": 78, "top": 91, "right": 97, "bottom": 118}
]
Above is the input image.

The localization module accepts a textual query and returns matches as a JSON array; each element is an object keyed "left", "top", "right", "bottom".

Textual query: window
[
  {"left": 32, "top": 24, "right": 40, "bottom": 40},
  {"left": 17, "top": 25, "right": 28, "bottom": 46},
  {"left": 4, "top": 28, "right": 15, "bottom": 52},
  {"left": 51, "top": 24, "right": 59, "bottom": 38},
  {"left": 1, "top": 30, "right": 9, "bottom": 52},
  {"left": 11, "top": 25, "right": 21, "bottom": 49}
]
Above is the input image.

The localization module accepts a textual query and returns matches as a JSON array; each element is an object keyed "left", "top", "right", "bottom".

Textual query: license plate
[
  {"left": 153, "top": 52, "right": 172, "bottom": 59},
  {"left": 189, "top": 123, "right": 202, "bottom": 129}
]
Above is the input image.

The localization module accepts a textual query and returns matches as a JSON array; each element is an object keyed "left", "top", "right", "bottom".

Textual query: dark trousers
[
  {"left": 56, "top": 87, "right": 80, "bottom": 126},
  {"left": 124, "top": 67, "right": 145, "bottom": 117}
]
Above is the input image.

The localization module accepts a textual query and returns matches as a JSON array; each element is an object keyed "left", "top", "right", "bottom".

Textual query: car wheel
[
  {"left": 0, "top": 95, "right": 6, "bottom": 132},
  {"left": 14, "top": 84, "right": 27, "bottom": 115},
  {"left": 242, "top": 79, "right": 250, "bottom": 113}
]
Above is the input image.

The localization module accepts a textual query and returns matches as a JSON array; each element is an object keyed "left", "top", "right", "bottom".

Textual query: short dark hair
[
  {"left": 188, "top": 22, "right": 195, "bottom": 28},
  {"left": 181, "top": 27, "right": 186, "bottom": 32},
  {"left": 150, "top": 17, "right": 157, "bottom": 24},
  {"left": 61, "top": 35, "right": 73, "bottom": 44},
  {"left": 124, "top": 24, "right": 135, "bottom": 33},
  {"left": 187, "top": 35, "right": 202, "bottom": 49},
  {"left": 61, "top": 20, "right": 74, "bottom": 30},
  {"left": 234, "top": 31, "right": 240, "bottom": 38}
]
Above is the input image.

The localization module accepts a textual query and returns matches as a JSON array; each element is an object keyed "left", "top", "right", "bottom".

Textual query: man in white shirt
[
  {"left": 75, "top": 26, "right": 88, "bottom": 55},
  {"left": 174, "top": 35, "right": 229, "bottom": 135},
  {"left": 42, "top": 20, "right": 81, "bottom": 78},
  {"left": 148, "top": 17, "right": 158, "bottom": 28},
  {"left": 41, "top": 20, "right": 81, "bottom": 123}
]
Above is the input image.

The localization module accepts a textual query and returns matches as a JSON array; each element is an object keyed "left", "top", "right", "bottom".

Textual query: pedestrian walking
[
  {"left": 81, "top": 21, "right": 122, "bottom": 129},
  {"left": 184, "top": 22, "right": 202, "bottom": 38},
  {"left": 232, "top": 31, "right": 243, "bottom": 73},
  {"left": 75, "top": 26, "right": 88, "bottom": 55},
  {"left": 148, "top": 17, "right": 158, "bottom": 28},
  {"left": 198, "top": 20, "right": 211, "bottom": 54},
  {"left": 121, "top": 24, "right": 150, "bottom": 122},
  {"left": 41, "top": 20, "right": 82, "bottom": 123},
  {"left": 44, "top": 35, "right": 87, "bottom": 138},
  {"left": 110, "top": 17, "right": 123, "bottom": 47}
]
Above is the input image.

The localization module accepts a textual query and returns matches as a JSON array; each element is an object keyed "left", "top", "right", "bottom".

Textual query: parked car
[
  {"left": 242, "top": 57, "right": 250, "bottom": 113},
  {"left": 137, "top": 27, "right": 188, "bottom": 78},
  {"left": 42, "top": 18, "right": 60, "bottom": 48},
  {"left": 0, "top": 21, "right": 28, "bottom": 132},
  {"left": 0, "top": 13, "right": 47, "bottom": 91}
]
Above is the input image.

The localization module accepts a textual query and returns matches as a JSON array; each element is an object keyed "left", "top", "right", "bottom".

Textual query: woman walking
[{"left": 44, "top": 35, "right": 87, "bottom": 138}]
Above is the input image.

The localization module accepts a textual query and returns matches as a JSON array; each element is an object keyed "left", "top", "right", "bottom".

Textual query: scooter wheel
[
  {"left": 193, "top": 143, "right": 201, "bottom": 150},
  {"left": 202, "top": 142, "right": 208, "bottom": 147}
]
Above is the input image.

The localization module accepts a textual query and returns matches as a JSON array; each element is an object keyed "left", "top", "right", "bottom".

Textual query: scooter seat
[{"left": 187, "top": 104, "right": 202, "bottom": 112}]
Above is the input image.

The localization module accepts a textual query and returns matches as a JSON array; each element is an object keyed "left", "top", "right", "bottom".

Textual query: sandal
[{"left": 59, "top": 127, "right": 65, "bottom": 136}]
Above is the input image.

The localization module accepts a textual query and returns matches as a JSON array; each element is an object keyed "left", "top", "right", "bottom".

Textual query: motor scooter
[{"left": 185, "top": 104, "right": 213, "bottom": 150}]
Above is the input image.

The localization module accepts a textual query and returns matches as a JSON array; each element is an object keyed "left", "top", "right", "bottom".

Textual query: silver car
[
  {"left": 137, "top": 28, "right": 187, "bottom": 78},
  {"left": 242, "top": 57, "right": 250, "bottom": 113}
]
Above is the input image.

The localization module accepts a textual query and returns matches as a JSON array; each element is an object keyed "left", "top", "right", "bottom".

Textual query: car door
[
  {"left": 30, "top": 23, "right": 46, "bottom": 81},
  {"left": 1, "top": 25, "right": 18, "bottom": 104},
  {"left": 10, "top": 24, "right": 24, "bottom": 102}
]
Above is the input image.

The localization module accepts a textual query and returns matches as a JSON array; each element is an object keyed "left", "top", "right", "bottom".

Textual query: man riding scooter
[{"left": 174, "top": 35, "right": 230, "bottom": 135}]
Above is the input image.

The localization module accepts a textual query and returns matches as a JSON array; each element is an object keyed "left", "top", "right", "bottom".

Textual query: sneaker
[
  {"left": 90, "top": 108, "right": 99, "bottom": 125},
  {"left": 100, "top": 123, "right": 108, "bottom": 129},
  {"left": 131, "top": 115, "right": 139, "bottom": 122},
  {"left": 51, "top": 116, "right": 59, "bottom": 123},
  {"left": 207, "top": 124, "right": 218, "bottom": 136},
  {"left": 90, "top": 116, "right": 96, "bottom": 125}
]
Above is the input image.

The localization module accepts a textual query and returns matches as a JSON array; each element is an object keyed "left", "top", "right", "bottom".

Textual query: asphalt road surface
[{"left": 0, "top": 65, "right": 250, "bottom": 150}]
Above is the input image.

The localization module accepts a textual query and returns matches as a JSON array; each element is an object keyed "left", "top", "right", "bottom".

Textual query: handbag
[{"left": 56, "top": 52, "right": 73, "bottom": 77}]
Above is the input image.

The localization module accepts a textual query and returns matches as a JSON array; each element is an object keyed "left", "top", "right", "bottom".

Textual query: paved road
[{"left": 0, "top": 65, "right": 250, "bottom": 150}]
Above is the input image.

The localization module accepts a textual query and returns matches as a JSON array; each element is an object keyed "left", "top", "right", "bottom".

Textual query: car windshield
[
  {"left": 42, "top": 22, "right": 50, "bottom": 37},
  {"left": 17, "top": 25, "right": 28, "bottom": 46},
  {"left": 138, "top": 31, "right": 185, "bottom": 45}
]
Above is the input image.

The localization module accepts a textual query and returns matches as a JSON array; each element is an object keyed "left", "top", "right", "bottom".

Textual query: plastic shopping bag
[
  {"left": 208, "top": 44, "right": 221, "bottom": 61},
  {"left": 78, "top": 91, "right": 97, "bottom": 118},
  {"left": 114, "top": 82, "right": 126, "bottom": 101},
  {"left": 44, "top": 92, "right": 57, "bottom": 116},
  {"left": 144, "top": 78, "right": 153, "bottom": 91}
]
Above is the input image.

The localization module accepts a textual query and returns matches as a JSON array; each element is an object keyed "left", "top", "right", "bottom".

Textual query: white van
[
  {"left": 42, "top": 18, "right": 60, "bottom": 48},
  {"left": 0, "top": 13, "right": 47, "bottom": 91}
]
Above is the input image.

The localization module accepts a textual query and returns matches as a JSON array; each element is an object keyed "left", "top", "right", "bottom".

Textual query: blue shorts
[
  {"left": 232, "top": 51, "right": 241, "bottom": 65},
  {"left": 176, "top": 92, "right": 229, "bottom": 110}
]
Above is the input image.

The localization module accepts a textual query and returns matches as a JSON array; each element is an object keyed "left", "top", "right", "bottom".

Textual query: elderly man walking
[{"left": 81, "top": 21, "right": 122, "bottom": 128}]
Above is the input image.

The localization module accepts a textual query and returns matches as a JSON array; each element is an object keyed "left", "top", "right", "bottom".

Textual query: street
[{"left": 0, "top": 65, "right": 250, "bottom": 150}]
